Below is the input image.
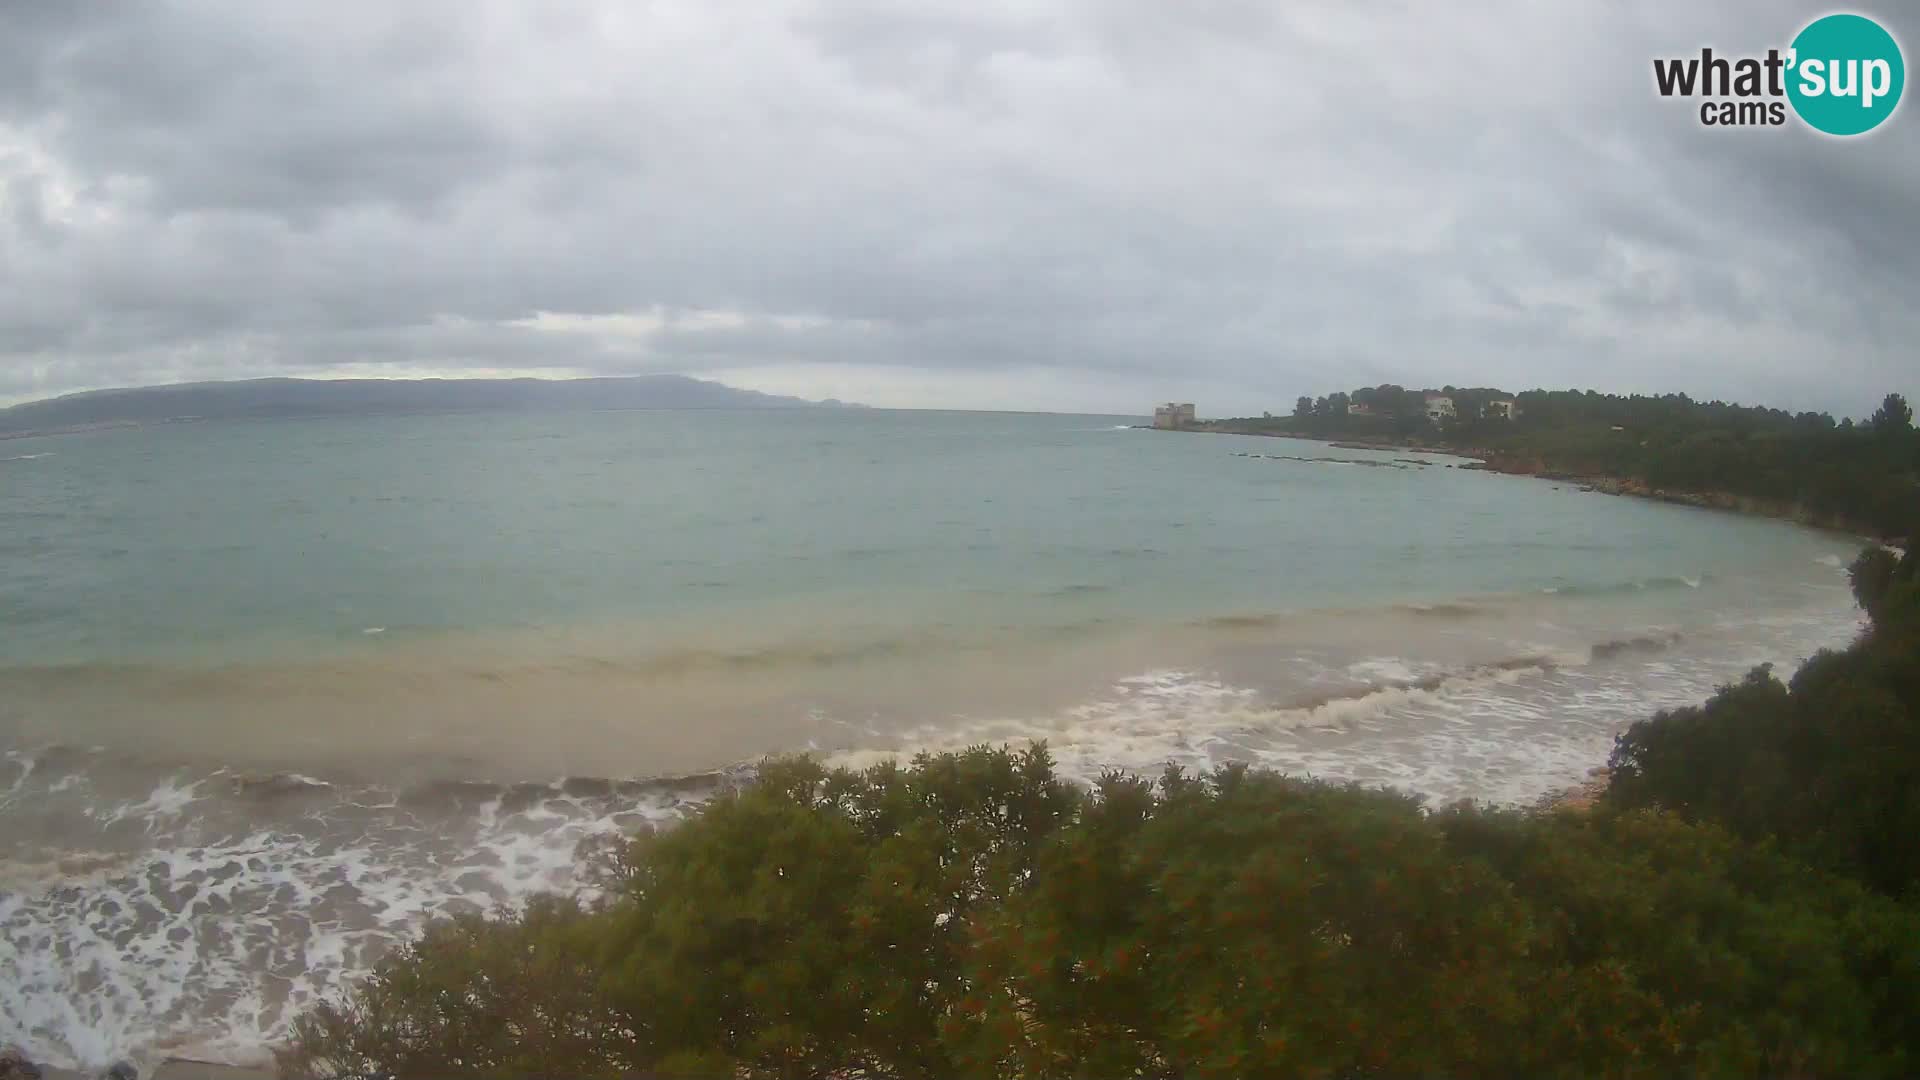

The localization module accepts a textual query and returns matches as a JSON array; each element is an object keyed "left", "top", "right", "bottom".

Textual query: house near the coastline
[
  {"left": 1423, "top": 393, "right": 1456, "bottom": 424},
  {"left": 1348, "top": 402, "right": 1377, "bottom": 417},
  {"left": 1484, "top": 398, "right": 1520, "bottom": 421},
  {"left": 1153, "top": 402, "right": 1197, "bottom": 430}
]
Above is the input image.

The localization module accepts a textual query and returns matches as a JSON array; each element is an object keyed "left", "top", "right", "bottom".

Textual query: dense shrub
[
  {"left": 591, "top": 745, "right": 1077, "bottom": 1077},
  {"left": 1608, "top": 545, "right": 1920, "bottom": 897},
  {"left": 950, "top": 771, "right": 1541, "bottom": 1077},
  {"left": 1438, "top": 806, "right": 1920, "bottom": 1076},
  {"left": 284, "top": 749, "right": 1920, "bottom": 1077},
  {"left": 278, "top": 896, "right": 624, "bottom": 1079}
]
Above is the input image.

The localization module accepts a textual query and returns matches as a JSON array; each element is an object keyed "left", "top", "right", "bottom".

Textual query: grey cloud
[{"left": 0, "top": 0, "right": 1914, "bottom": 414}]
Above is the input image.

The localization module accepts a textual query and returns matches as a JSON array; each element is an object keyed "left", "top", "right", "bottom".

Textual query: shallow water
[{"left": 0, "top": 408, "right": 1867, "bottom": 1068}]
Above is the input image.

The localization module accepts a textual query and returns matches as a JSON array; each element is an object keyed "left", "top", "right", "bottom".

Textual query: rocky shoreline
[
  {"left": 1179, "top": 424, "right": 1893, "bottom": 542},
  {"left": 1454, "top": 453, "right": 1884, "bottom": 540}
]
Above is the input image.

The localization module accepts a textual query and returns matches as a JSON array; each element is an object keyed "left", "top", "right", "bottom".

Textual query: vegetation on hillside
[
  {"left": 1219, "top": 387, "right": 1919, "bottom": 538},
  {"left": 283, "top": 547, "right": 1920, "bottom": 1078}
]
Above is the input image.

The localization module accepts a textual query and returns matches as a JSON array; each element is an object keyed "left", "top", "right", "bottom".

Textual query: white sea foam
[
  {"left": 89, "top": 777, "right": 207, "bottom": 830},
  {"left": 834, "top": 656, "right": 1551, "bottom": 795},
  {"left": 0, "top": 770, "right": 714, "bottom": 1072},
  {"left": 1344, "top": 657, "right": 1429, "bottom": 684},
  {"left": 834, "top": 600, "right": 1863, "bottom": 808}
]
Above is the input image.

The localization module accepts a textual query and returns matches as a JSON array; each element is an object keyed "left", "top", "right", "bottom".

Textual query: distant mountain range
[{"left": 0, "top": 375, "right": 863, "bottom": 437}]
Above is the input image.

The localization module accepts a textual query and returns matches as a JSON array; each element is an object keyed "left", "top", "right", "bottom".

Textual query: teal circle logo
[{"left": 1787, "top": 13, "right": 1904, "bottom": 135}]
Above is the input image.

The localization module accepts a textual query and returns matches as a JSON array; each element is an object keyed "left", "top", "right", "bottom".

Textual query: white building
[
  {"left": 1423, "top": 393, "right": 1456, "bottom": 424},
  {"left": 1484, "top": 399, "right": 1520, "bottom": 421}
]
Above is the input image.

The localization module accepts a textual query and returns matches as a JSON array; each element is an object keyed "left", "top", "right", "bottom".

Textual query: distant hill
[{"left": 0, "top": 375, "right": 863, "bottom": 436}]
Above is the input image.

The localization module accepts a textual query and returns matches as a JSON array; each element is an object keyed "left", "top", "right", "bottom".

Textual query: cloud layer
[{"left": 2, "top": 0, "right": 1914, "bottom": 414}]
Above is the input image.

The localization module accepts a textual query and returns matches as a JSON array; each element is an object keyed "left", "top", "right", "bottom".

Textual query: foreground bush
[
  {"left": 1438, "top": 806, "right": 1920, "bottom": 1075},
  {"left": 1608, "top": 543, "right": 1920, "bottom": 897},
  {"left": 278, "top": 896, "right": 624, "bottom": 1078},
  {"left": 283, "top": 745, "right": 1920, "bottom": 1078}
]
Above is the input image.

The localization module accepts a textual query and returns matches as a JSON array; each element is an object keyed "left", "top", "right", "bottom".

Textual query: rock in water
[{"left": 0, "top": 1046, "right": 43, "bottom": 1078}]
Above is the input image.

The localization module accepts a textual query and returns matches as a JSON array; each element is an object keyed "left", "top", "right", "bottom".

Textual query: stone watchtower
[{"left": 1153, "top": 403, "right": 1197, "bottom": 429}]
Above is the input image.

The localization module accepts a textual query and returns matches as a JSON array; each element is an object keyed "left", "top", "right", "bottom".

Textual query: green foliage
[
  {"left": 1437, "top": 806, "right": 1920, "bottom": 1076},
  {"left": 593, "top": 746, "right": 1078, "bottom": 1078},
  {"left": 1495, "top": 394, "right": 1920, "bottom": 537},
  {"left": 278, "top": 896, "right": 626, "bottom": 1079},
  {"left": 1609, "top": 545, "right": 1920, "bottom": 898},
  {"left": 1219, "top": 385, "right": 1920, "bottom": 538},
  {"left": 1872, "top": 392, "right": 1913, "bottom": 436},
  {"left": 288, "top": 735, "right": 1920, "bottom": 1076},
  {"left": 1850, "top": 545, "right": 1902, "bottom": 616},
  {"left": 956, "top": 770, "right": 1540, "bottom": 1077}
]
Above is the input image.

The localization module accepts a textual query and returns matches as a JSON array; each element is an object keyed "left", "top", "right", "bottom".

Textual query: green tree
[
  {"left": 1216, "top": 383, "right": 1920, "bottom": 538},
  {"left": 1871, "top": 392, "right": 1912, "bottom": 435}
]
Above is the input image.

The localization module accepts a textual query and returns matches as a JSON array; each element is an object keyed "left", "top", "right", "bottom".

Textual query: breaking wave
[
  {"left": 1541, "top": 575, "right": 1706, "bottom": 596},
  {"left": 0, "top": 750, "right": 746, "bottom": 1073}
]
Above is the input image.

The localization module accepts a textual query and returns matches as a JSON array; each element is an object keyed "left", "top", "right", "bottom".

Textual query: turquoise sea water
[
  {"left": 0, "top": 408, "right": 1868, "bottom": 1069},
  {"left": 1, "top": 406, "right": 1852, "bottom": 662}
]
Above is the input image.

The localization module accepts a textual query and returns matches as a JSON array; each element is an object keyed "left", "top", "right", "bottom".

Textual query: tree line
[{"left": 1236, "top": 386, "right": 1918, "bottom": 538}]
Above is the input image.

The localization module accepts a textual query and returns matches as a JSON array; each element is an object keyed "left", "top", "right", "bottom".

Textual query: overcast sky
[{"left": 1, "top": 1, "right": 1914, "bottom": 416}]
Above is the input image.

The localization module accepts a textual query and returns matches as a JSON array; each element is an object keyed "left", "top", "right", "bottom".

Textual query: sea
[{"left": 0, "top": 407, "right": 1868, "bottom": 1070}]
